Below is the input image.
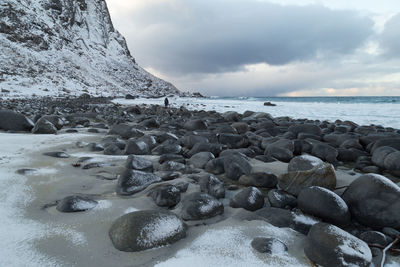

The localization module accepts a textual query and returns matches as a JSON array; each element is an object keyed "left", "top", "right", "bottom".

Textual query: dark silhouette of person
[{"left": 164, "top": 97, "right": 169, "bottom": 108}]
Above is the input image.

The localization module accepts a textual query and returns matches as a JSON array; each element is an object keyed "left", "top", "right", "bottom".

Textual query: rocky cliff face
[{"left": 0, "top": 0, "right": 179, "bottom": 97}]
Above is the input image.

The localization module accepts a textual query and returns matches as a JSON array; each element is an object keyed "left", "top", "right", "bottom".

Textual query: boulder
[
  {"left": 199, "top": 174, "right": 225, "bottom": 199},
  {"left": 254, "top": 207, "right": 319, "bottom": 235},
  {"left": 288, "top": 155, "right": 323, "bottom": 172},
  {"left": 181, "top": 192, "right": 224, "bottom": 220},
  {"left": 278, "top": 162, "right": 336, "bottom": 196},
  {"left": 264, "top": 139, "right": 294, "bottom": 162},
  {"left": 238, "top": 172, "right": 277, "bottom": 188},
  {"left": 159, "top": 154, "right": 185, "bottom": 164},
  {"left": 0, "top": 110, "right": 34, "bottom": 132},
  {"left": 311, "top": 143, "right": 338, "bottom": 164},
  {"left": 204, "top": 157, "right": 225, "bottom": 175},
  {"left": 125, "top": 155, "right": 153, "bottom": 172},
  {"left": 184, "top": 119, "right": 208, "bottom": 131},
  {"left": 231, "top": 122, "right": 249, "bottom": 134},
  {"left": 32, "top": 118, "right": 57, "bottom": 134},
  {"left": 148, "top": 184, "right": 181, "bottom": 208},
  {"left": 40, "top": 115, "right": 64, "bottom": 130},
  {"left": 109, "top": 210, "right": 186, "bottom": 252},
  {"left": 181, "top": 135, "right": 209, "bottom": 149},
  {"left": 117, "top": 169, "right": 161, "bottom": 195},
  {"left": 372, "top": 146, "right": 400, "bottom": 176},
  {"left": 298, "top": 186, "right": 351, "bottom": 226},
  {"left": 288, "top": 124, "right": 322, "bottom": 137},
  {"left": 218, "top": 133, "right": 248, "bottom": 149},
  {"left": 108, "top": 124, "right": 144, "bottom": 139},
  {"left": 223, "top": 154, "right": 252, "bottom": 180},
  {"left": 187, "top": 143, "right": 225, "bottom": 157},
  {"left": 230, "top": 187, "right": 264, "bottom": 211},
  {"left": 56, "top": 195, "right": 98, "bottom": 212},
  {"left": 188, "top": 152, "right": 215, "bottom": 169},
  {"left": 125, "top": 139, "right": 150, "bottom": 155},
  {"left": 342, "top": 174, "right": 400, "bottom": 229},
  {"left": 152, "top": 140, "right": 182, "bottom": 155},
  {"left": 267, "top": 189, "right": 297, "bottom": 209},
  {"left": 304, "top": 222, "right": 372, "bottom": 267},
  {"left": 359, "top": 231, "right": 392, "bottom": 247}
]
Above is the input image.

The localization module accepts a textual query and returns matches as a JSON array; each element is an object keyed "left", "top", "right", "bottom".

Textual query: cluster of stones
[{"left": 2, "top": 96, "right": 400, "bottom": 266}]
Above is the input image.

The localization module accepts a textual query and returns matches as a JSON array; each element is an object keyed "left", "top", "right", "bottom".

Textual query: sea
[{"left": 113, "top": 96, "right": 400, "bottom": 129}]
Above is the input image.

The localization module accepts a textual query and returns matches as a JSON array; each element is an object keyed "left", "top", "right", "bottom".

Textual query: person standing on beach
[{"left": 164, "top": 97, "right": 169, "bottom": 108}]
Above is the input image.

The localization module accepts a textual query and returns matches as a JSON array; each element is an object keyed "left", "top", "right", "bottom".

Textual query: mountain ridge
[{"left": 0, "top": 0, "right": 180, "bottom": 97}]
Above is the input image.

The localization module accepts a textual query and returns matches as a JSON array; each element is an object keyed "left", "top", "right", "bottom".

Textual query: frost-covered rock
[
  {"left": 298, "top": 186, "right": 351, "bottom": 226},
  {"left": 148, "top": 184, "right": 181, "bottom": 208},
  {"left": 342, "top": 173, "right": 400, "bottom": 229},
  {"left": 56, "top": 195, "right": 98, "bottom": 212},
  {"left": 109, "top": 210, "right": 186, "bottom": 252},
  {"left": 117, "top": 169, "right": 161, "bottom": 195},
  {"left": 0, "top": 0, "right": 179, "bottom": 97},
  {"left": 230, "top": 187, "right": 264, "bottom": 211},
  {"left": 304, "top": 222, "right": 372, "bottom": 267},
  {"left": 181, "top": 192, "right": 224, "bottom": 221}
]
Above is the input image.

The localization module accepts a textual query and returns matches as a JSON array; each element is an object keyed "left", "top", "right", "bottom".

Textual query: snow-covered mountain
[{"left": 0, "top": 0, "right": 180, "bottom": 97}]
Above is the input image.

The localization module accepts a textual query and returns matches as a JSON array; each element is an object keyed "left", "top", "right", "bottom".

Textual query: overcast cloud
[{"left": 107, "top": 0, "right": 400, "bottom": 96}]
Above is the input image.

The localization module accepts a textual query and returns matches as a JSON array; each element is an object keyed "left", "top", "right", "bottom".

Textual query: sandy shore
[{"left": 2, "top": 128, "right": 382, "bottom": 267}]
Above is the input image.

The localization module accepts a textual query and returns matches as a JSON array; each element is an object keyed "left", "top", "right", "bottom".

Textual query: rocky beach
[{"left": 1, "top": 96, "right": 400, "bottom": 266}]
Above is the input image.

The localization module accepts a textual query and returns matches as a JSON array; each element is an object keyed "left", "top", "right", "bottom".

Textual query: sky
[{"left": 106, "top": 0, "right": 400, "bottom": 97}]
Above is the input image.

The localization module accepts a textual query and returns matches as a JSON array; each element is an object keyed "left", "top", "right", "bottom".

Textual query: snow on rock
[
  {"left": 0, "top": 0, "right": 179, "bottom": 97},
  {"left": 109, "top": 210, "right": 186, "bottom": 252},
  {"left": 156, "top": 222, "right": 309, "bottom": 267},
  {"left": 304, "top": 222, "right": 372, "bottom": 267}
]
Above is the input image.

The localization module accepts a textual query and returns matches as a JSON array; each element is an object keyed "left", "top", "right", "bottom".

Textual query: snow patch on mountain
[{"left": 0, "top": 0, "right": 179, "bottom": 97}]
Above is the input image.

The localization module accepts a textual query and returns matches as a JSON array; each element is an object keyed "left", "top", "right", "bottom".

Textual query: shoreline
[{"left": 1, "top": 97, "right": 400, "bottom": 266}]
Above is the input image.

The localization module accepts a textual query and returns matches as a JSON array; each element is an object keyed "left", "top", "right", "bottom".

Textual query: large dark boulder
[
  {"left": 152, "top": 140, "right": 182, "bottom": 155},
  {"left": 264, "top": 139, "right": 294, "bottom": 162},
  {"left": 342, "top": 174, "right": 400, "bottom": 229},
  {"left": 279, "top": 162, "right": 336, "bottom": 196},
  {"left": 304, "top": 223, "right": 372, "bottom": 267},
  {"left": 187, "top": 143, "right": 225, "bottom": 157},
  {"left": 298, "top": 186, "right": 351, "bottom": 226},
  {"left": 230, "top": 187, "right": 264, "bottom": 211},
  {"left": 181, "top": 192, "right": 224, "bottom": 220},
  {"left": 204, "top": 157, "right": 225, "bottom": 174},
  {"left": 288, "top": 124, "right": 322, "bottom": 138},
  {"left": 372, "top": 146, "right": 400, "bottom": 176},
  {"left": 311, "top": 143, "right": 338, "bottom": 164},
  {"left": 0, "top": 110, "right": 34, "bottom": 132},
  {"left": 117, "top": 169, "right": 161, "bottom": 195},
  {"left": 223, "top": 154, "right": 252, "bottom": 180},
  {"left": 148, "top": 184, "right": 181, "bottom": 208},
  {"left": 181, "top": 135, "right": 209, "bottom": 149},
  {"left": 40, "top": 115, "right": 64, "bottom": 130},
  {"left": 109, "top": 210, "right": 186, "bottom": 252},
  {"left": 184, "top": 119, "right": 208, "bottom": 131},
  {"left": 218, "top": 133, "right": 248, "bottom": 149}
]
